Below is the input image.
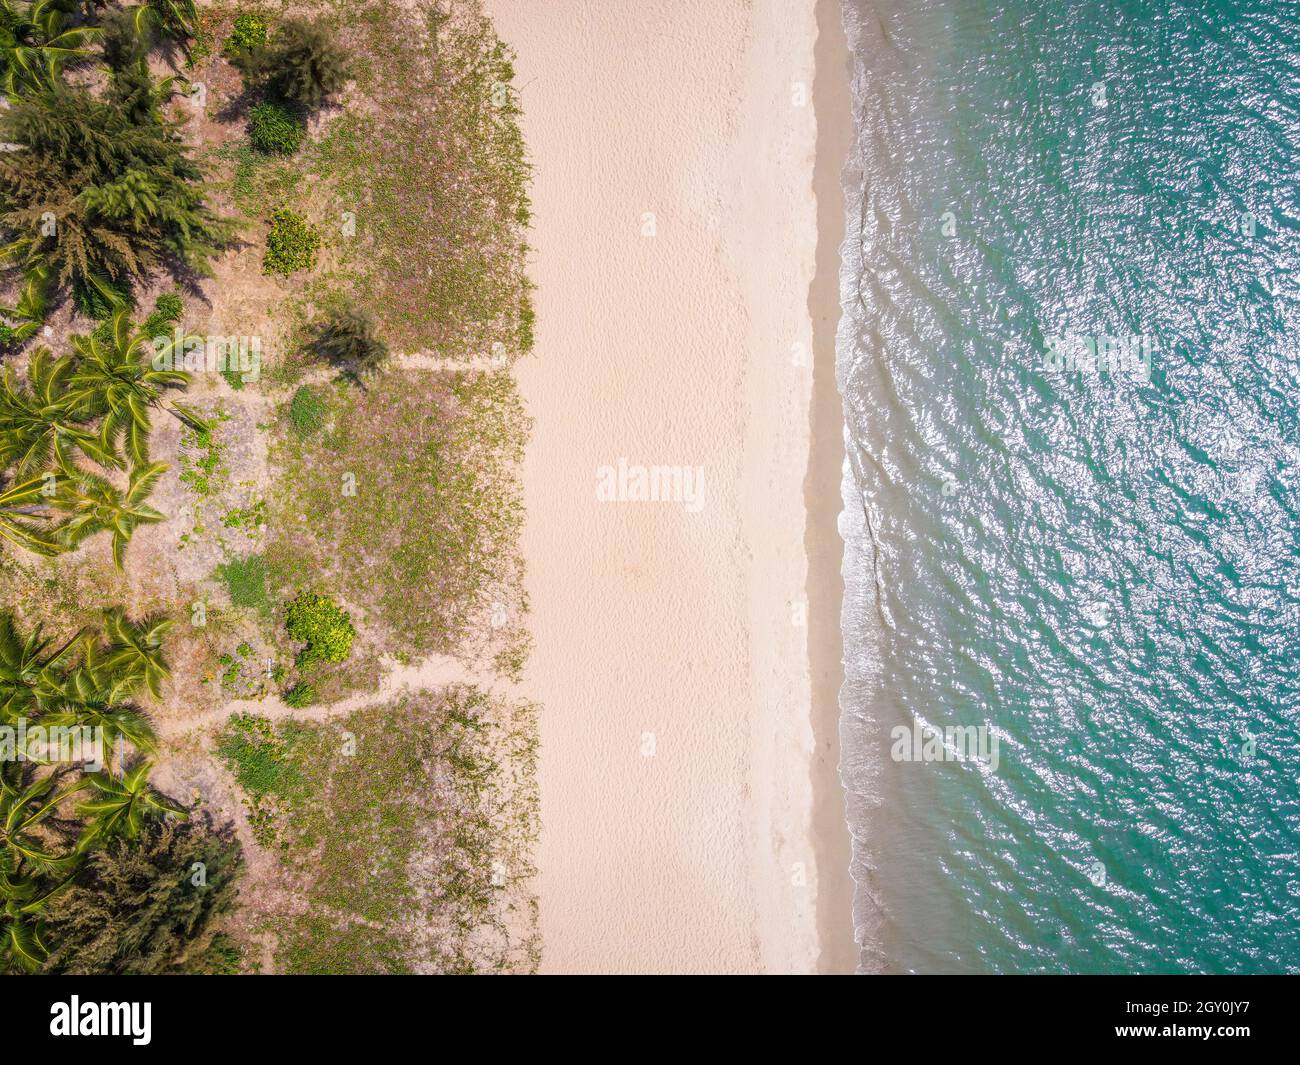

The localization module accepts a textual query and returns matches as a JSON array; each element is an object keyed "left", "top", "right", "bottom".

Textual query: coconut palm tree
[
  {"left": 101, "top": 608, "right": 171, "bottom": 700},
  {"left": 127, "top": 0, "right": 196, "bottom": 48},
  {"left": 0, "top": 264, "right": 50, "bottom": 346},
  {"left": 75, "top": 759, "right": 184, "bottom": 851},
  {"left": 0, "top": 0, "right": 101, "bottom": 99},
  {"left": 0, "top": 770, "right": 85, "bottom": 875},
  {"left": 0, "top": 474, "right": 65, "bottom": 557},
  {"left": 39, "top": 658, "right": 157, "bottom": 753},
  {"left": 49, "top": 461, "right": 165, "bottom": 569},
  {"left": 0, "top": 765, "right": 85, "bottom": 972},
  {"left": 68, "top": 312, "right": 203, "bottom": 467},
  {"left": 0, "top": 348, "right": 120, "bottom": 477},
  {"left": 0, "top": 612, "right": 80, "bottom": 722}
]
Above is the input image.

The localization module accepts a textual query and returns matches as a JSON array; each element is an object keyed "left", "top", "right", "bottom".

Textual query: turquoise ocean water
[{"left": 837, "top": 0, "right": 1300, "bottom": 973}]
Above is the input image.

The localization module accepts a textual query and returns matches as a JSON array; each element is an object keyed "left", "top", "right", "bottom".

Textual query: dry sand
[{"left": 487, "top": 0, "right": 854, "bottom": 972}]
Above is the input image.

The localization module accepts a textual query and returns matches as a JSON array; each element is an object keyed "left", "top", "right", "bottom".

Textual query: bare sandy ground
[{"left": 486, "top": 0, "right": 854, "bottom": 972}]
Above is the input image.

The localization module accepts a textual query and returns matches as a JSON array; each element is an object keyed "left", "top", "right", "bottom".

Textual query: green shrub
[
  {"left": 288, "top": 384, "right": 327, "bottom": 437},
  {"left": 215, "top": 554, "right": 270, "bottom": 615},
  {"left": 248, "top": 99, "right": 304, "bottom": 155},
  {"left": 0, "top": 323, "right": 16, "bottom": 348},
  {"left": 218, "top": 713, "right": 293, "bottom": 798},
  {"left": 285, "top": 592, "right": 355, "bottom": 664},
  {"left": 153, "top": 290, "right": 183, "bottom": 322},
  {"left": 225, "top": 12, "right": 268, "bottom": 55},
  {"left": 282, "top": 681, "right": 316, "bottom": 707},
  {"left": 263, "top": 207, "right": 320, "bottom": 275},
  {"left": 188, "top": 932, "right": 243, "bottom": 975}
]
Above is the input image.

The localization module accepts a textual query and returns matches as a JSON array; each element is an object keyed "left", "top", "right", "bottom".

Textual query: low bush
[
  {"left": 263, "top": 207, "right": 320, "bottom": 275},
  {"left": 248, "top": 99, "right": 304, "bottom": 155},
  {"left": 283, "top": 681, "right": 316, "bottom": 707},
  {"left": 288, "top": 385, "right": 327, "bottom": 437},
  {"left": 224, "top": 12, "right": 268, "bottom": 56},
  {"left": 285, "top": 592, "right": 355, "bottom": 664},
  {"left": 215, "top": 554, "right": 271, "bottom": 615},
  {"left": 141, "top": 291, "right": 184, "bottom": 338},
  {"left": 239, "top": 20, "right": 349, "bottom": 109}
]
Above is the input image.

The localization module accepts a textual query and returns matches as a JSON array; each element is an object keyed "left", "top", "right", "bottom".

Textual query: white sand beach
[{"left": 488, "top": 0, "right": 854, "bottom": 972}]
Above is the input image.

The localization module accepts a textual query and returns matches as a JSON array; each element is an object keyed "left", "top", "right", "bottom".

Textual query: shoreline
[
  {"left": 809, "top": 0, "right": 857, "bottom": 974},
  {"left": 491, "top": 0, "right": 854, "bottom": 972}
]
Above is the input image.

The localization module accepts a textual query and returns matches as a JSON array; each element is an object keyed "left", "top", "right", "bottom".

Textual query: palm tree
[
  {"left": 101, "top": 608, "right": 172, "bottom": 700},
  {"left": 75, "top": 759, "right": 184, "bottom": 851},
  {"left": 0, "top": 264, "right": 51, "bottom": 345},
  {"left": 0, "top": 474, "right": 65, "bottom": 557},
  {"left": 39, "top": 658, "right": 157, "bottom": 753},
  {"left": 0, "top": 770, "right": 85, "bottom": 876},
  {"left": 50, "top": 461, "right": 166, "bottom": 568},
  {"left": 0, "top": 612, "right": 80, "bottom": 723},
  {"left": 0, "top": 348, "right": 120, "bottom": 477},
  {"left": 130, "top": 1, "right": 197, "bottom": 46},
  {"left": 69, "top": 312, "right": 202, "bottom": 467},
  {"left": 0, "top": 0, "right": 101, "bottom": 99},
  {"left": 1, "top": 766, "right": 85, "bottom": 972}
]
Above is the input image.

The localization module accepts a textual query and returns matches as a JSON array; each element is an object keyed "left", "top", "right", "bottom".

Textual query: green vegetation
[
  {"left": 53, "top": 462, "right": 167, "bottom": 570},
  {"left": 41, "top": 812, "right": 241, "bottom": 975},
  {"left": 3, "top": 0, "right": 539, "bottom": 976},
  {"left": 263, "top": 207, "right": 320, "bottom": 275},
  {"left": 249, "top": 99, "right": 305, "bottom": 155},
  {"left": 224, "top": 12, "right": 267, "bottom": 56},
  {"left": 221, "top": 499, "right": 265, "bottom": 530},
  {"left": 141, "top": 291, "right": 184, "bottom": 339},
  {"left": 102, "top": 608, "right": 173, "bottom": 700},
  {"left": 0, "top": 76, "right": 232, "bottom": 311},
  {"left": 303, "top": 3, "right": 530, "bottom": 355},
  {"left": 72, "top": 276, "right": 134, "bottom": 322},
  {"left": 178, "top": 408, "right": 229, "bottom": 497},
  {"left": 267, "top": 370, "right": 527, "bottom": 656},
  {"left": 139, "top": 0, "right": 199, "bottom": 53},
  {"left": 70, "top": 311, "right": 205, "bottom": 467},
  {"left": 219, "top": 691, "right": 539, "bottom": 973},
  {"left": 0, "top": 610, "right": 190, "bottom": 972},
  {"left": 238, "top": 19, "right": 349, "bottom": 110},
  {"left": 282, "top": 681, "right": 315, "bottom": 707},
  {"left": 0, "top": 312, "right": 199, "bottom": 565},
  {"left": 285, "top": 591, "right": 354, "bottom": 664},
  {"left": 0, "top": 0, "right": 100, "bottom": 98},
  {"left": 215, "top": 554, "right": 271, "bottom": 615},
  {"left": 288, "top": 384, "right": 327, "bottom": 437}
]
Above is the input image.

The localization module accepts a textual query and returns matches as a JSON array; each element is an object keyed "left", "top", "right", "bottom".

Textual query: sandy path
[
  {"left": 160, "top": 653, "right": 498, "bottom": 738},
  {"left": 486, "top": 0, "right": 852, "bottom": 972}
]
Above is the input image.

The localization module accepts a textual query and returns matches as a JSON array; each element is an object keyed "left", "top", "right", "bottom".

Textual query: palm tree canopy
[
  {"left": 101, "top": 607, "right": 172, "bottom": 700},
  {"left": 69, "top": 312, "right": 191, "bottom": 467},
  {"left": 51, "top": 460, "right": 166, "bottom": 568},
  {"left": 0, "top": 474, "right": 65, "bottom": 557},
  {"left": 0, "top": 348, "right": 120, "bottom": 476},
  {"left": 0, "top": 612, "right": 80, "bottom": 722},
  {"left": 0, "top": 0, "right": 101, "bottom": 99},
  {"left": 75, "top": 759, "right": 185, "bottom": 851}
]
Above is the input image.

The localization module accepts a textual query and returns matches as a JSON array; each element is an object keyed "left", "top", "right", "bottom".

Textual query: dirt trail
[{"left": 160, "top": 652, "right": 502, "bottom": 738}]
